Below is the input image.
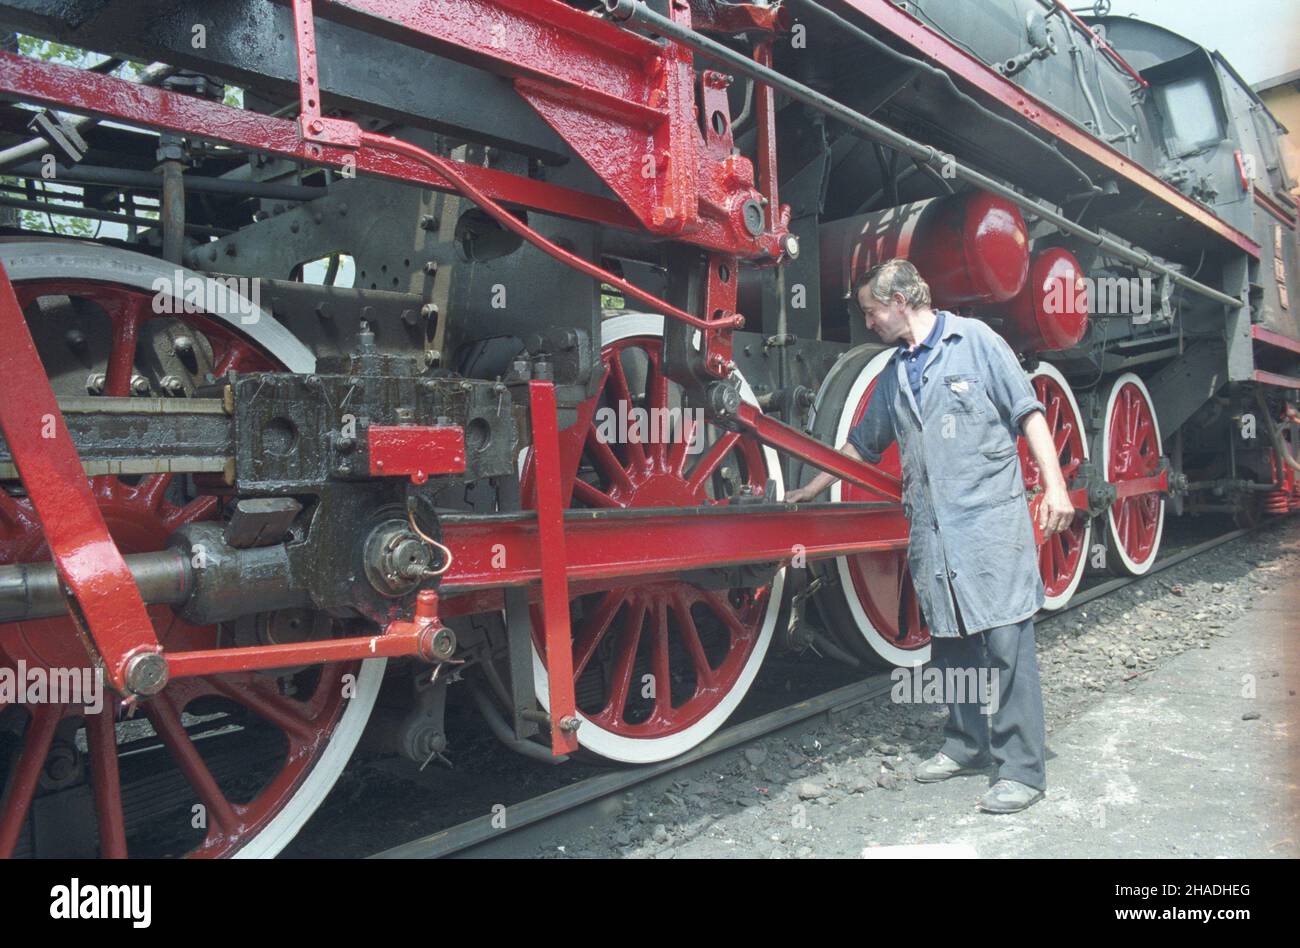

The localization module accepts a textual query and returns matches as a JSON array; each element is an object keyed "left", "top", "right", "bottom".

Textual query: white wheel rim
[{"left": 233, "top": 658, "right": 387, "bottom": 858}]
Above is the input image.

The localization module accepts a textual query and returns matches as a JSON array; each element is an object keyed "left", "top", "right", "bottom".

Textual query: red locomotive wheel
[
  {"left": 801, "top": 347, "right": 928, "bottom": 667},
  {"left": 1019, "top": 363, "right": 1091, "bottom": 609},
  {"left": 0, "top": 244, "right": 381, "bottom": 857},
  {"left": 519, "top": 314, "right": 784, "bottom": 763},
  {"left": 805, "top": 349, "right": 1088, "bottom": 664},
  {"left": 1095, "top": 372, "right": 1165, "bottom": 575}
]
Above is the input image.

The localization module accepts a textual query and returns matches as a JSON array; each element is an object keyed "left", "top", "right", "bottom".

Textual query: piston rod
[{"left": 0, "top": 549, "right": 190, "bottom": 622}]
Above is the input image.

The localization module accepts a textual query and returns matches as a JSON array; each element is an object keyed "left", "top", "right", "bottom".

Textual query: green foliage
[
  {"left": 16, "top": 35, "right": 84, "bottom": 65},
  {"left": 7, "top": 35, "right": 240, "bottom": 235}
]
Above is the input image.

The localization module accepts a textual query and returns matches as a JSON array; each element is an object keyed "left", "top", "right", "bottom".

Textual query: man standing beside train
[{"left": 784, "top": 259, "right": 1075, "bottom": 813}]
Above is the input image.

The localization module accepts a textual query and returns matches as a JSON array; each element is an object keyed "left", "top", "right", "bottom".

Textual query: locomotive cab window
[{"left": 1153, "top": 75, "right": 1227, "bottom": 156}]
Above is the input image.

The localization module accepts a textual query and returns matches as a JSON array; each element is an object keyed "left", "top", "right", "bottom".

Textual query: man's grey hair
[{"left": 851, "top": 258, "right": 932, "bottom": 311}]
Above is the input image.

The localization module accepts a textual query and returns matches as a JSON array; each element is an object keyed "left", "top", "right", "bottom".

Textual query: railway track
[{"left": 363, "top": 521, "right": 1256, "bottom": 859}]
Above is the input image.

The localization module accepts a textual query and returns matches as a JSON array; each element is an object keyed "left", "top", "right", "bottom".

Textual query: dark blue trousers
[{"left": 928, "top": 617, "right": 1047, "bottom": 791}]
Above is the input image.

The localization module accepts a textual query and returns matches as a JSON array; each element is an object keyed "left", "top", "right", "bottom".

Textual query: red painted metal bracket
[
  {"left": 291, "top": 0, "right": 362, "bottom": 149},
  {"left": 0, "top": 261, "right": 161, "bottom": 696},
  {"left": 368, "top": 425, "right": 466, "bottom": 484},
  {"left": 527, "top": 381, "right": 580, "bottom": 755},
  {"left": 301, "top": 0, "right": 789, "bottom": 258},
  {"left": 1234, "top": 150, "right": 1251, "bottom": 193}
]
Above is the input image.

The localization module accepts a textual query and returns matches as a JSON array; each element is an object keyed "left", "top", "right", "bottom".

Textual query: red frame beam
[
  {"left": 434, "top": 502, "right": 909, "bottom": 597},
  {"left": 527, "top": 382, "right": 579, "bottom": 754},
  {"left": 154, "top": 499, "right": 909, "bottom": 677},
  {"left": 0, "top": 51, "right": 638, "bottom": 232},
  {"left": 1254, "top": 369, "right": 1300, "bottom": 390},
  {"left": 1255, "top": 191, "right": 1297, "bottom": 230},
  {"left": 1252, "top": 325, "right": 1300, "bottom": 356}
]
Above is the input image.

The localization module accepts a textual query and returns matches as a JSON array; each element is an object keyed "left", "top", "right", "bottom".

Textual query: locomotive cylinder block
[{"left": 820, "top": 191, "right": 1031, "bottom": 311}]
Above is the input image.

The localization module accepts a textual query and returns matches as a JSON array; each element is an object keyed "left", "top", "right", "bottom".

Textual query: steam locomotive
[{"left": 0, "top": 0, "right": 1294, "bottom": 857}]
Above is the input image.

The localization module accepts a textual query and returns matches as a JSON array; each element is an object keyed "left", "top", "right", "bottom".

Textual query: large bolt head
[
  {"left": 125, "top": 652, "right": 169, "bottom": 696},
  {"left": 44, "top": 743, "right": 78, "bottom": 784},
  {"left": 418, "top": 626, "right": 457, "bottom": 662},
  {"left": 392, "top": 537, "right": 432, "bottom": 579},
  {"left": 365, "top": 522, "right": 433, "bottom": 596},
  {"left": 707, "top": 381, "right": 742, "bottom": 417}
]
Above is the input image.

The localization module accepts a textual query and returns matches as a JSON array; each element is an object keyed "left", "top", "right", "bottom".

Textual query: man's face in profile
[{"left": 858, "top": 286, "right": 908, "bottom": 344}]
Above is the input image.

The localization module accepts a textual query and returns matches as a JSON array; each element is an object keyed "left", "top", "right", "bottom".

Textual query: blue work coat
[{"left": 847, "top": 312, "right": 1046, "bottom": 637}]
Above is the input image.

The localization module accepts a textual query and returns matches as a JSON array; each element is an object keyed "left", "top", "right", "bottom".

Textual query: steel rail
[
  {"left": 603, "top": 0, "right": 1245, "bottom": 311},
  {"left": 369, "top": 671, "right": 898, "bottom": 858},
  {"left": 364, "top": 522, "right": 1260, "bottom": 859}
]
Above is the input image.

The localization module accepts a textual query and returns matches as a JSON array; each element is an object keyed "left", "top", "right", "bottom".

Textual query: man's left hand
[{"left": 1038, "top": 484, "right": 1075, "bottom": 536}]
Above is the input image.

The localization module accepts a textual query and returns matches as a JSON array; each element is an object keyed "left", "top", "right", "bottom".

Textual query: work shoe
[
  {"left": 977, "top": 779, "right": 1045, "bottom": 814},
  {"left": 914, "top": 752, "right": 989, "bottom": 783}
]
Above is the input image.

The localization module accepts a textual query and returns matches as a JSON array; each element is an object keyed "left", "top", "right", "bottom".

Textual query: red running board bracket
[{"left": 527, "top": 381, "right": 582, "bottom": 755}]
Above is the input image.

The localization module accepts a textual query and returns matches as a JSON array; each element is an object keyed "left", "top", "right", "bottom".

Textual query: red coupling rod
[{"left": 166, "top": 589, "right": 453, "bottom": 678}]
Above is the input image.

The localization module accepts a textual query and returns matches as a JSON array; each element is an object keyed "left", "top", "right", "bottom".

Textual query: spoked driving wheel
[
  {"left": 1094, "top": 372, "right": 1165, "bottom": 576},
  {"left": 0, "top": 244, "right": 383, "bottom": 857},
  {"left": 519, "top": 314, "right": 785, "bottom": 763},
  {"left": 803, "top": 347, "right": 929, "bottom": 668},
  {"left": 1019, "top": 362, "right": 1091, "bottom": 609}
]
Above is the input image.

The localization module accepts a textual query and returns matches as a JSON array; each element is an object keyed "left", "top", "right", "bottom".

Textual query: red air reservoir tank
[
  {"left": 820, "top": 191, "right": 1030, "bottom": 309},
  {"left": 1000, "top": 247, "right": 1090, "bottom": 351}
]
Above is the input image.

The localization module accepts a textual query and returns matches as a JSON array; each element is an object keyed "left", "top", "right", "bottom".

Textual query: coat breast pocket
[{"left": 940, "top": 374, "right": 985, "bottom": 415}]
